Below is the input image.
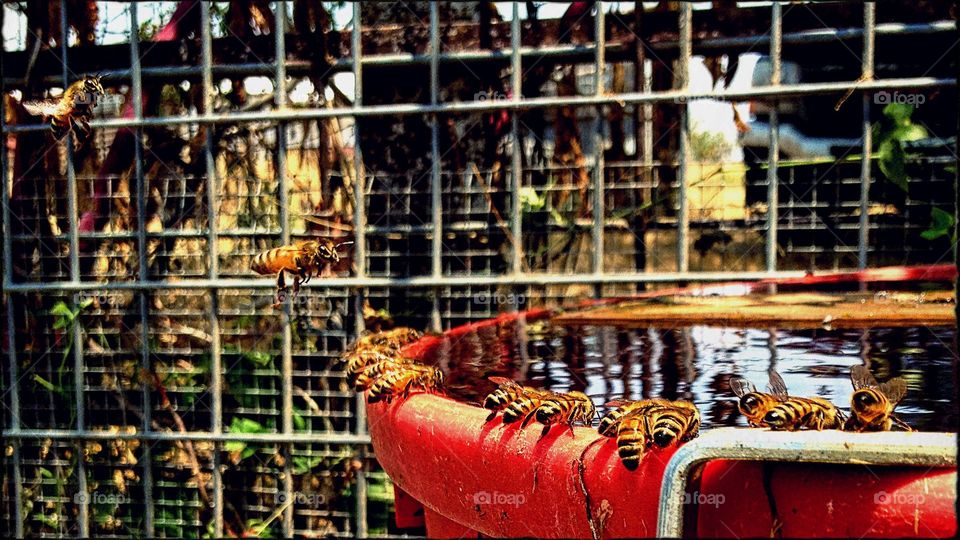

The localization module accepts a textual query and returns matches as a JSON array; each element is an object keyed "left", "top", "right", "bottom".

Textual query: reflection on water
[{"left": 424, "top": 318, "right": 958, "bottom": 432}]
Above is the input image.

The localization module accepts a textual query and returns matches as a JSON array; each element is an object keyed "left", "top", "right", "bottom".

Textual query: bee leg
[
  {"left": 51, "top": 118, "right": 67, "bottom": 139},
  {"left": 891, "top": 415, "right": 913, "bottom": 432},
  {"left": 539, "top": 425, "right": 551, "bottom": 439},
  {"left": 520, "top": 409, "right": 538, "bottom": 428},
  {"left": 485, "top": 411, "right": 497, "bottom": 422}
]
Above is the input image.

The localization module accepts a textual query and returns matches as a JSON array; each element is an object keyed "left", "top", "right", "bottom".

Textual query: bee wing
[
  {"left": 766, "top": 369, "right": 789, "bottom": 399},
  {"left": 878, "top": 377, "right": 907, "bottom": 406},
  {"left": 604, "top": 399, "right": 635, "bottom": 408},
  {"left": 729, "top": 377, "right": 756, "bottom": 398},
  {"left": 850, "top": 365, "right": 878, "bottom": 390},
  {"left": 488, "top": 376, "right": 520, "bottom": 388},
  {"left": 21, "top": 99, "right": 60, "bottom": 117}
]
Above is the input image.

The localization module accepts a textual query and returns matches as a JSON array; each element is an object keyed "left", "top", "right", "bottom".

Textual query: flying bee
[
  {"left": 250, "top": 239, "right": 352, "bottom": 304},
  {"left": 22, "top": 74, "right": 104, "bottom": 139},
  {"left": 598, "top": 398, "right": 673, "bottom": 437},
  {"left": 353, "top": 357, "right": 414, "bottom": 392},
  {"left": 649, "top": 401, "right": 701, "bottom": 448},
  {"left": 844, "top": 365, "right": 911, "bottom": 432},
  {"left": 366, "top": 364, "right": 444, "bottom": 404},
  {"left": 533, "top": 391, "right": 596, "bottom": 437},
  {"left": 351, "top": 327, "right": 423, "bottom": 353},
  {"left": 763, "top": 396, "right": 845, "bottom": 431},
  {"left": 730, "top": 370, "right": 789, "bottom": 427}
]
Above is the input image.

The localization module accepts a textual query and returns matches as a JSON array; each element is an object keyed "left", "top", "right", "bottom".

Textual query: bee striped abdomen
[
  {"left": 502, "top": 397, "right": 542, "bottom": 424},
  {"left": 598, "top": 399, "right": 670, "bottom": 437},
  {"left": 651, "top": 404, "right": 700, "bottom": 448},
  {"left": 484, "top": 388, "right": 521, "bottom": 411},
  {"left": 615, "top": 414, "right": 650, "bottom": 471},
  {"left": 251, "top": 246, "right": 301, "bottom": 275}
]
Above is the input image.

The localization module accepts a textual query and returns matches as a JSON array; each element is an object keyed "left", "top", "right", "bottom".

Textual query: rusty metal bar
[
  {"left": 592, "top": 3, "right": 606, "bottom": 283},
  {"left": 858, "top": 3, "right": 876, "bottom": 269},
  {"left": 676, "top": 3, "right": 692, "bottom": 273},
  {"left": 128, "top": 3, "right": 155, "bottom": 535},
  {"left": 4, "top": 77, "right": 953, "bottom": 135},
  {"left": 199, "top": 3, "right": 224, "bottom": 536},
  {"left": 766, "top": 2, "right": 782, "bottom": 272},
  {"left": 352, "top": 3, "right": 370, "bottom": 537}
]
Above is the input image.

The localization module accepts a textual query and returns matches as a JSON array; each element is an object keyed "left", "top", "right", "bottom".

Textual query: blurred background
[{"left": 1, "top": 1, "right": 956, "bottom": 537}]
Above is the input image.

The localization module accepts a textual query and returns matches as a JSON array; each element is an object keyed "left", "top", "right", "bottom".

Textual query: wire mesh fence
[{"left": 2, "top": 1, "right": 956, "bottom": 538}]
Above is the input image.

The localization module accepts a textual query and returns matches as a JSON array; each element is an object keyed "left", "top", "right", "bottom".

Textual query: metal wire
[{"left": 1, "top": 3, "right": 955, "bottom": 538}]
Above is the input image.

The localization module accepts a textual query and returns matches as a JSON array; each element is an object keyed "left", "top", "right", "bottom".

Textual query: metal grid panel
[{"left": 1, "top": 2, "right": 956, "bottom": 538}]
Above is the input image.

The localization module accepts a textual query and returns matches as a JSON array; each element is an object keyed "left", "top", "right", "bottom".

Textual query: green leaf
[
  {"left": 78, "top": 298, "right": 94, "bottom": 310},
  {"left": 240, "top": 447, "right": 257, "bottom": 460},
  {"left": 49, "top": 302, "right": 75, "bottom": 320},
  {"left": 883, "top": 102, "right": 914, "bottom": 124},
  {"left": 889, "top": 123, "right": 928, "bottom": 143},
  {"left": 39, "top": 467, "right": 54, "bottom": 479},
  {"left": 229, "top": 416, "right": 266, "bottom": 434},
  {"left": 292, "top": 454, "right": 325, "bottom": 475},
  {"left": 877, "top": 139, "right": 908, "bottom": 191},
  {"left": 243, "top": 350, "right": 273, "bottom": 368},
  {"left": 33, "top": 374, "right": 60, "bottom": 393},
  {"left": 224, "top": 441, "right": 246, "bottom": 453},
  {"left": 931, "top": 207, "right": 955, "bottom": 230},
  {"left": 921, "top": 208, "right": 956, "bottom": 240},
  {"left": 518, "top": 187, "right": 545, "bottom": 212},
  {"left": 292, "top": 410, "right": 306, "bottom": 431}
]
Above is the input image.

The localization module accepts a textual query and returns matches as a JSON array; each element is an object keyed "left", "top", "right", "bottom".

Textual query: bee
[
  {"left": 351, "top": 327, "right": 423, "bottom": 353},
  {"left": 762, "top": 396, "right": 845, "bottom": 431},
  {"left": 344, "top": 349, "right": 395, "bottom": 380},
  {"left": 533, "top": 391, "right": 596, "bottom": 437},
  {"left": 844, "top": 365, "right": 911, "bottom": 432},
  {"left": 501, "top": 389, "right": 554, "bottom": 425},
  {"left": 612, "top": 409, "right": 654, "bottom": 471},
  {"left": 730, "top": 370, "right": 789, "bottom": 427},
  {"left": 353, "top": 357, "right": 413, "bottom": 392},
  {"left": 22, "top": 74, "right": 104, "bottom": 139},
  {"left": 366, "top": 364, "right": 444, "bottom": 404},
  {"left": 649, "top": 401, "right": 701, "bottom": 448},
  {"left": 601, "top": 399, "right": 700, "bottom": 470},
  {"left": 250, "top": 240, "right": 352, "bottom": 304},
  {"left": 483, "top": 377, "right": 540, "bottom": 422},
  {"left": 598, "top": 398, "right": 672, "bottom": 437}
]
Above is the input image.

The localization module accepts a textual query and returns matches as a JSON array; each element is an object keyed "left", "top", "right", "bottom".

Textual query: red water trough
[{"left": 367, "top": 265, "right": 958, "bottom": 538}]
